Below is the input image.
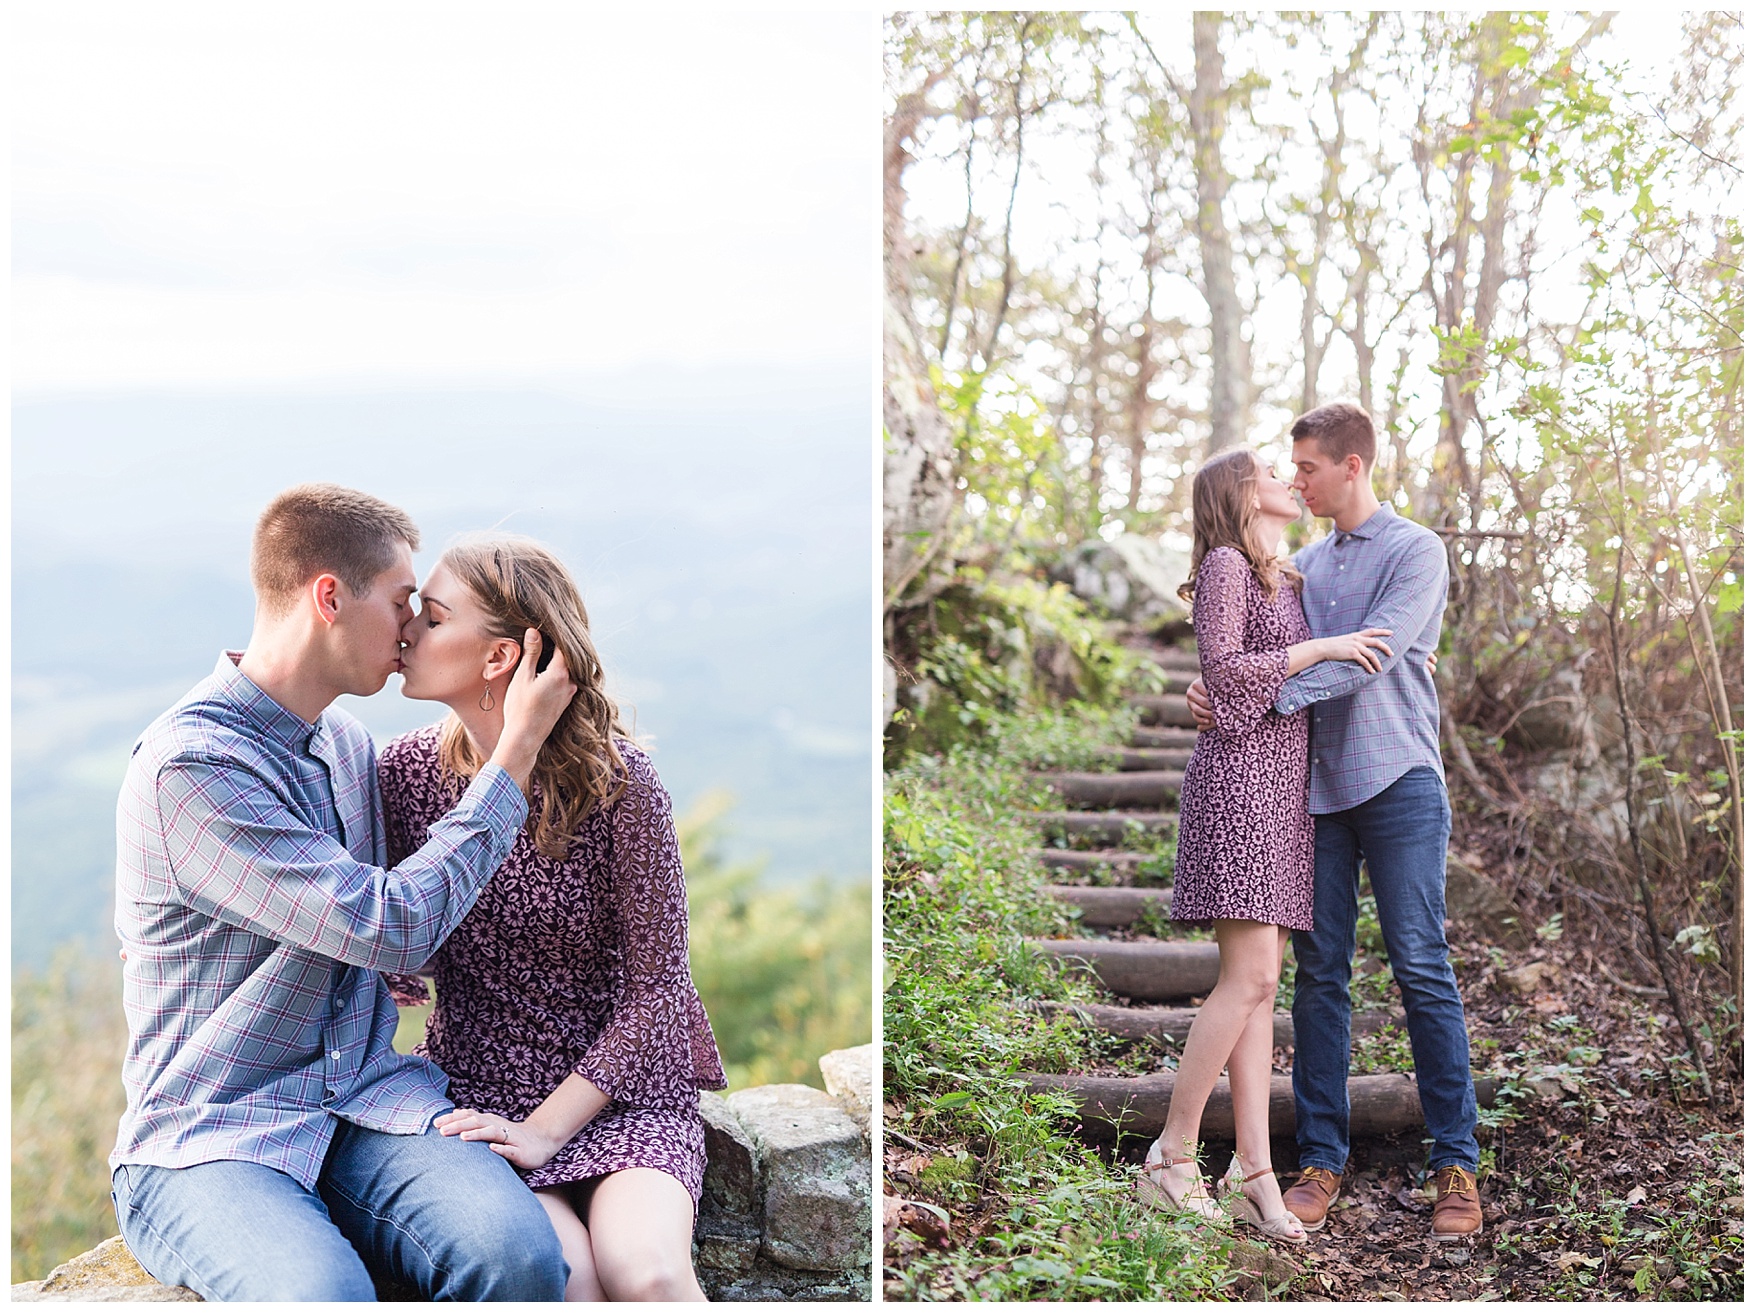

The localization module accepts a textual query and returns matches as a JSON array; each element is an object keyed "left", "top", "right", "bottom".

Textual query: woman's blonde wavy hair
[
  {"left": 1177, "top": 448, "right": 1303, "bottom": 604},
  {"left": 436, "top": 534, "right": 629, "bottom": 858}
]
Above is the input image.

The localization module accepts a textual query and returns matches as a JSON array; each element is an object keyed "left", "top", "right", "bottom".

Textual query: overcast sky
[{"left": 12, "top": 4, "right": 873, "bottom": 393}]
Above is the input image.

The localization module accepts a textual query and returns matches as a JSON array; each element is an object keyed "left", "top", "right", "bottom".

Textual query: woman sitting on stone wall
[{"left": 384, "top": 533, "right": 725, "bottom": 1302}]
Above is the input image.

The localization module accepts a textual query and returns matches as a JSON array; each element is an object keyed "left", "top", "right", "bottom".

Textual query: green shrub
[
  {"left": 884, "top": 708, "right": 1241, "bottom": 1299},
  {"left": 888, "top": 575, "right": 1162, "bottom": 764},
  {"left": 683, "top": 791, "right": 872, "bottom": 1090},
  {"left": 12, "top": 951, "right": 127, "bottom": 1284}
]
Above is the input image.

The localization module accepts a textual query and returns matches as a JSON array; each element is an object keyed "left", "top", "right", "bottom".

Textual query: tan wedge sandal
[
  {"left": 1221, "top": 1157, "right": 1309, "bottom": 1244},
  {"left": 1137, "top": 1140, "right": 1230, "bottom": 1224}
]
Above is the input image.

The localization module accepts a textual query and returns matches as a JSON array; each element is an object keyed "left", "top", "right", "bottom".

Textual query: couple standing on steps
[{"left": 1137, "top": 403, "right": 1484, "bottom": 1246}]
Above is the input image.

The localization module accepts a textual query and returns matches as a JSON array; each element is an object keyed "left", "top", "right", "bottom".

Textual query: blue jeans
[
  {"left": 112, "top": 1119, "right": 567, "bottom": 1301},
  {"left": 1290, "top": 766, "right": 1479, "bottom": 1174}
]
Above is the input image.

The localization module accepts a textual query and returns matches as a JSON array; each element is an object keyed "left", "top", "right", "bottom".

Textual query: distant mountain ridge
[{"left": 12, "top": 376, "right": 872, "bottom": 967}]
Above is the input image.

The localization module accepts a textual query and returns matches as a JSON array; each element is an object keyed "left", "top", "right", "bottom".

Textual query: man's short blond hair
[
  {"left": 1291, "top": 402, "right": 1377, "bottom": 471},
  {"left": 250, "top": 483, "right": 420, "bottom": 615}
]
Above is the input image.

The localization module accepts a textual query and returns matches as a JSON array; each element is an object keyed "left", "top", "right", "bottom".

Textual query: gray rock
[
  {"left": 818, "top": 1044, "right": 874, "bottom": 1135},
  {"left": 703, "top": 1266, "right": 872, "bottom": 1302},
  {"left": 699, "top": 1089, "right": 760, "bottom": 1216},
  {"left": 1445, "top": 849, "right": 1529, "bottom": 946},
  {"left": 1055, "top": 534, "right": 1191, "bottom": 622},
  {"left": 11, "top": 1236, "right": 200, "bottom": 1302},
  {"left": 1507, "top": 666, "right": 1597, "bottom": 758},
  {"left": 726, "top": 1084, "right": 871, "bottom": 1273},
  {"left": 692, "top": 1204, "right": 762, "bottom": 1273}
]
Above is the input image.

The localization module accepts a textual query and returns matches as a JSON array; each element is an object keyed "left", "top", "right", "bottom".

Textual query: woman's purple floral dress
[
  {"left": 380, "top": 727, "right": 725, "bottom": 1202},
  {"left": 1170, "top": 546, "right": 1316, "bottom": 932}
]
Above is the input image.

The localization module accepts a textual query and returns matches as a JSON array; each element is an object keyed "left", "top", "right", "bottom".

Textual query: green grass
[{"left": 885, "top": 705, "right": 1248, "bottom": 1300}]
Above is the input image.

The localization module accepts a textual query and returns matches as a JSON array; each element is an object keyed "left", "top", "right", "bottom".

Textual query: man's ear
[
  {"left": 1344, "top": 453, "right": 1363, "bottom": 481},
  {"left": 310, "top": 574, "right": 343, "bottom": 627}
]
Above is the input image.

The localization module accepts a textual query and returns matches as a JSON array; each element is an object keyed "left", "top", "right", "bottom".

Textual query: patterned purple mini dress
[
  {"left": 380, "top": 727, "right": 726, "bottom": 1204},
  {"left": 1170, "top": 546, "right": 1316, "bottom": 932}
]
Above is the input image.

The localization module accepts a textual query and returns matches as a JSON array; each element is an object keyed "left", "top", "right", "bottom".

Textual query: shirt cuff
[
  {"left": 465, "top": 762, "right": 529, "bottom": 827},
  {"left": 1274, "top": 678, "right": 1313, "bottom": 715}
]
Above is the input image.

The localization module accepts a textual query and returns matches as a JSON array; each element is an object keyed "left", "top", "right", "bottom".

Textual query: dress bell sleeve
[
  {"left": 1196, "top": 547, "right": 1293, "bottom": 738},
  {"left": 574, "top": 748, "right": 726, "bottom": 1102}
]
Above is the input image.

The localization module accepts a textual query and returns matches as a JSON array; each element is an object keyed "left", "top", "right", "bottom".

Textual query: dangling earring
[{"left": 479, "top": 684, "right": 495, "bottom": 711}]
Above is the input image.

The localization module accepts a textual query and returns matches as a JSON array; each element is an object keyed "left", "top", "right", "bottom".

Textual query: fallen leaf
[
  {"left": 887, "top": 1197, "right": 951, "bottom": 1250},
  {"left": 1503, "top": 962, "right": 1558, "bottom": 994},
  {"left": 1624, "top": 1185, "right": 1647, "bottom": 1207},
  {"left": 882, "top": 1193, "right": 906, "bottom": 1246}
]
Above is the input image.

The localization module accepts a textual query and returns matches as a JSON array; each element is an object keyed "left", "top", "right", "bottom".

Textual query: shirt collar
[
  {"left": 1336, "top": 503, "right": 1395, "bottom": 542},
  {"left": 213, "top": 651, "right": 322, "bottom": 751}
]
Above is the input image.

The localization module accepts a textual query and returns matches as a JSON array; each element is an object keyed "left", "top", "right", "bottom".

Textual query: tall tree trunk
[
  {"left": 980, "top": 17, "right": 1034, "bottom": 370},
  {"left": 884, "top": 83, "right": 959, "bottom": 616},
  {"left": 1190, "top": 13, "right": 1249, "bottom": 454}
]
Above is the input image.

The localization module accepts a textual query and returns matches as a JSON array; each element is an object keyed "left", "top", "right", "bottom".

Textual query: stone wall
[
  {"left": 12, "top": 1044, "right": 874, "bottom": 1303},
  {"left": 693, "top": 1045, "right": 873, "bottom": 1301}
]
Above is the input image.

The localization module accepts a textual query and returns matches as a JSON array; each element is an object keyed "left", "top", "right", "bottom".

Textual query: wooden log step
[
  {"left": 1158, "top": 670, "right": 1198, "bottom": 696},
  {"left": 1038, "top": 770, "right": 1183, "bottom": 808},
  {"left": 1043, "top": 885, "right": 1176, "bottom": 927},
  {"left": 1028, "top": 938, "right": 1218, "bottom": 1001},
  {"left": 1128, "top": 695, "right": 1198, "bottom": 729},
  {"left": 1034, "top": 849, "right": 1158, "bottom": 878},
  {"left": 1038, "top": 1001, "right": 1398, "bottom": 1047},
  {"left": 1089, "top": 746, "right": 1193, "bottom": 772},
  {"left": 1137, "top": 646, "right": 1202, "bottom": 674},
  {"left": 1020, "top": 1071, "right": 1502, "bottom": 1140},
  {"left": 1031, "top": 812, "right": 1178, "bottom": 842},
  {"left": 1130, "top": 727, "right": 1200, "bottom": 750}
]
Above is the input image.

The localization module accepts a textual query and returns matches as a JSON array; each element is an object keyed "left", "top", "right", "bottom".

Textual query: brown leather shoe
[
  {"left": 1282, "top": 1166, "right": 1342, "bottom": 1230},
  {"left": 1431, "top": 1165, "right": 1483, "bottom": 1242}
]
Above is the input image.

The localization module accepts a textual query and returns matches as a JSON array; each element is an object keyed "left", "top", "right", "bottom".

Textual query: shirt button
[
  {"left": 1314, "top": 757, "right": 1322, "bottom": 764},
  {"left": 330, "top": 1050, "right": 341, "bottom": 1061}
]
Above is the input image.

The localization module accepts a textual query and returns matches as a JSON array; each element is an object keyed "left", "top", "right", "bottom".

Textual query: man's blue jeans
[
  {"left": 1290, "top": 766, "right": 1479, "bottom": 1174},
  {"left": 112, "top": 1119, "right": 567, "bottom": 1301}
]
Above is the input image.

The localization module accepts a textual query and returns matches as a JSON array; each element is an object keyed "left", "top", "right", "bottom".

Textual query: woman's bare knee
[
  {"left": 607, "top": 1256, "right": 704, "bottom": 1303},
  {"left": 586, "top": 1169, "right": 704, "bottom": 1302}
]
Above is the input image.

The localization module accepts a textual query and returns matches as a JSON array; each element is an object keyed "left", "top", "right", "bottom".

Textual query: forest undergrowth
[{"left": 882, "top": 704, "right": 1742, "bottom": 1302}]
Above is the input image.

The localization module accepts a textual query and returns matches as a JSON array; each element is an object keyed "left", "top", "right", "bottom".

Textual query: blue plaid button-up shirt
[
  {"left": 111, "top": 652, "right": 528, "bottom": 1189},
  {"left": 1273, "top": 505, "right": 1449, "bottom": 813}
]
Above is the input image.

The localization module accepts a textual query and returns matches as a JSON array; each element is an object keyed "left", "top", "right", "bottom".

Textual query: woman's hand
[
  {"left": 1321, "top": 628, "right": 1394, "bottom": 672},
  {"left": 1186, "top": 677, "right": 1216, "bottom": 732},
  {"left": 434, "top": 1107, "right": 564, "bottom": 1172}
]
